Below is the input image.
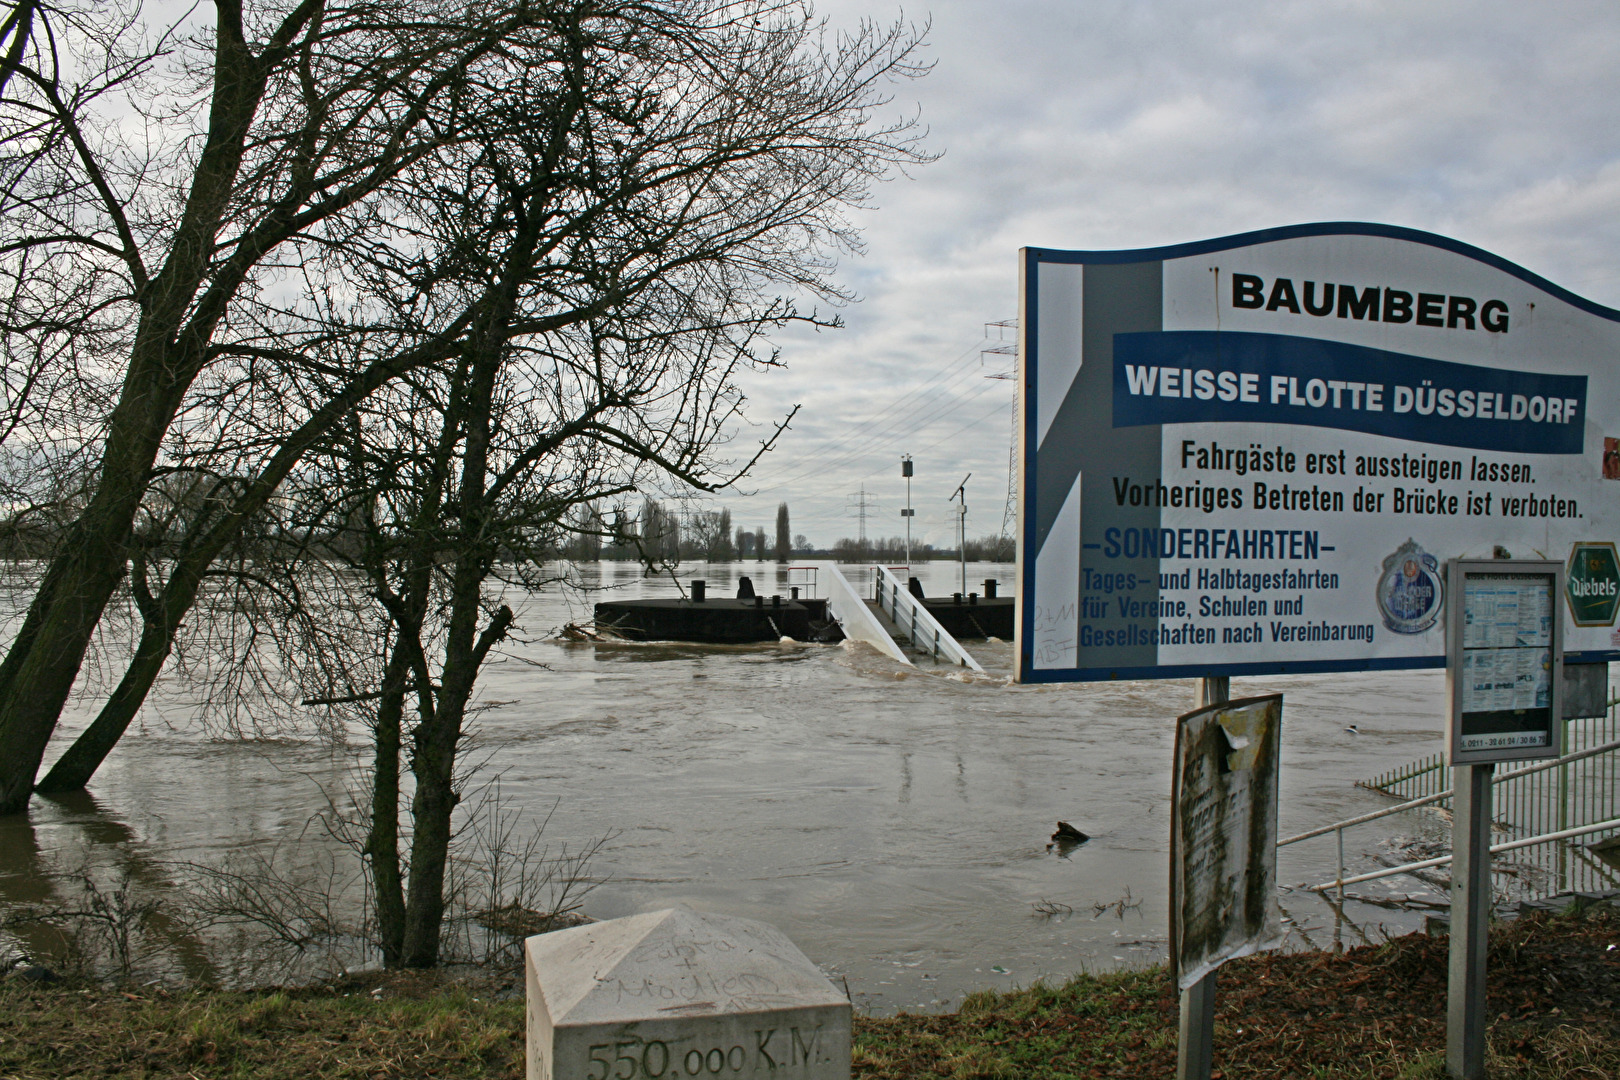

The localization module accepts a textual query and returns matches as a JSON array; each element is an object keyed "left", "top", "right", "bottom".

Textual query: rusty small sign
[{"left": 1170, "top": 693, "right": 1285, "bottom": 990}]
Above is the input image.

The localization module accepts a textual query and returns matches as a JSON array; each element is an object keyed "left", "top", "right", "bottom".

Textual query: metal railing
[
  {"left": 1358, "top": 750, "right": 1448, "bottom": 801},
  {"left": 871, "top": 565, "right": 983, "bottom": 671},
  {"left": 1306, "top": 817, "right": 1620, "bottom": 892},
  {"left": 1280, "top": 730, "right": 1620, "bottom": 902},
  {"left": 1352, "top": 706, "right": 1620, "bottom": 899},
  {"left": 785, "top": 565, "right": 820, "bottom": 599}
]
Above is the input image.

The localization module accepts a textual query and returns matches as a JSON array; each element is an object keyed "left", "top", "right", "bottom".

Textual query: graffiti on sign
[{"left": 1170, "top": 693, "right": 1284, "bottom": 990}]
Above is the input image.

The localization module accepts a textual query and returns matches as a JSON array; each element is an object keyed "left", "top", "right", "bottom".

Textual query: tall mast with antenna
[{"left": 951, "top": 473, "right": 970, "bottom": 594}]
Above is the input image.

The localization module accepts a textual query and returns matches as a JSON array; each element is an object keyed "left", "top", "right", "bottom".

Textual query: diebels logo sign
[
  {"left": 1017, "top": 223, "right": 1620, "bottom": 684},
  {"left": 1566, "top": 542, "right": 1620, "bottom": 627}
]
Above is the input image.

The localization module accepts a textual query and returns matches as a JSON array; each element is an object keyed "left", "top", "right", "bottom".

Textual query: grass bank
[
  {"left": 856, "top": 902, "right": 1619, "bottom": 1079},
  {"left": 1, "top": 905, "right": 1614, "bottom": 1079}
]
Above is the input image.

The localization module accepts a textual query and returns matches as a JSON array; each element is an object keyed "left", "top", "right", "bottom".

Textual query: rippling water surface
[{"left": 7, "top": 561, "right": 1469, "bottom": 1011}]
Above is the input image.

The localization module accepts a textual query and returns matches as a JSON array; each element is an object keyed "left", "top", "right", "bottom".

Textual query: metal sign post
[
  {"left": 1176, "top": 675, "right": 1226, "bottom": 1080},
  {"left": 1446, "top": 760, "right": 1492, "bottom": 1080},
  {"left": 1443, "top": 558, "right": 1564, "bottom": 1079},
  {"left": 1171, "top": 681, "right": 1282, "bottom": 1080},
  {"left": 951, "top": 474, "right": 969, "bottom": 595}
]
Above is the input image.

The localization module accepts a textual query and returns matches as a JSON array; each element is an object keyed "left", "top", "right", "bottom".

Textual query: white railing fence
[{"left": 871, "top": 565, "right": 983, "bottom": 671}]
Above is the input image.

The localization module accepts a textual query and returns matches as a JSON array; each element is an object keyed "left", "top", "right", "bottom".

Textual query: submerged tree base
[{"left": 2, "top": 905, "right": 1615, "bottom": 1079}]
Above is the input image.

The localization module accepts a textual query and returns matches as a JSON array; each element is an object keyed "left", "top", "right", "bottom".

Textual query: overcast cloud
[{"left": 717, "top": 1, "right": 1620, "bottom": 550}]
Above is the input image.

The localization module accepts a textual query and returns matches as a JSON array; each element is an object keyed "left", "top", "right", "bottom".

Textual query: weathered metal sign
[
  {"left": 1016, "top": 223, "right": 1620, "bottom": 683},
  {"left": 1170, "top": 693, "right": 1284, "bottom": 990}
]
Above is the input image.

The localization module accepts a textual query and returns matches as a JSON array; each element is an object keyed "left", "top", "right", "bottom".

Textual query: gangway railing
[
  {"left": 818, "top": 563, "right": 911, "bottom": 666},
  {"left": 1279, "top": 737, "right": 1620, "bottom": 901},
  {"left": 872, "top": 565, "right": 983, "bottom": 671},
  {"left": 785, "top": 565, "right": 820, "bottom": 599}
]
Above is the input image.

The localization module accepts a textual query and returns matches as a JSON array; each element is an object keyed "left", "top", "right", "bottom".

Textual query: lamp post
[{"left": 901, "top": 455, "right": 913, "bottom": 567}]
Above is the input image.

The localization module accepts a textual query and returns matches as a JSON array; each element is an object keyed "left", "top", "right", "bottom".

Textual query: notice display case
[{"left": 1446, "top": 559, "right": 1565, "bottom": 765}]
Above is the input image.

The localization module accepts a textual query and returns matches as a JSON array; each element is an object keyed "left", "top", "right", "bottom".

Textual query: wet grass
[
  {"left": 0, "top": 972, "right": 526, "bottom": 1079},
  {"left": 855, "top": 903, "right": 1620, "bottom": 1079},
  {"left": 1, "top": 905, "right": 1614, "bottom": 1079}
]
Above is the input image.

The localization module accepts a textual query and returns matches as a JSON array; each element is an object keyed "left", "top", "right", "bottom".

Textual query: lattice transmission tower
[
  {"left": 846, "top": 485, "right": 877, "bottom": 546},
  {"left": 981, "top": 318, "right": 1019, "bottom": 547}
]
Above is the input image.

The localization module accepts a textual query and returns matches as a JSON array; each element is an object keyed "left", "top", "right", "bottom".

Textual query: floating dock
[
  {"left": 594, "top": 578, "right": 835, "bottom": 644},
  {"left": 591, "top": 567, "right": 1010, "bottom": 664},
  {"left": 919, "top": 594, "right": 1014, "bottom": 640}
]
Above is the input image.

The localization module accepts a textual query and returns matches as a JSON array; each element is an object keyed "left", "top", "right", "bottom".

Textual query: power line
[
  {"left": 786, "top": 393, "right": 1013, "bottom": 507},
  {"left": 755, "top": 374, "right": 1009, "bottom": 504},
  {"left": 747, "top": 335, "right": 997, "bottom": 494}
]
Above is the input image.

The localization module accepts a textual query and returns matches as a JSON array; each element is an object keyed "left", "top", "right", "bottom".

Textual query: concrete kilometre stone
[{"left": 525, "top": 908, "right": 851, "bottom": 1080}]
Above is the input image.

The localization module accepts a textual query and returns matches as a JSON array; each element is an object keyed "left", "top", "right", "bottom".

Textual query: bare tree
[
  {"left": 685, "top": 509, "right": 733, "bottom": 562},
  {"left": 775, "top": 501, "right": 791, "bottom": 561},
  {"left": 266, "top": 2, "right": 933, "bottom": 966},
  {"left": 0, "top": 0, "right": 632, "bottom": 812},
  {"left": 318, "top": 331, "right": 781, "bottom": 963},
  {"left": 4, "top": 0, "right": 931, "bottom": 814},
  {"left": 639, "top": 496, "right": 680, "bottom": 563}
]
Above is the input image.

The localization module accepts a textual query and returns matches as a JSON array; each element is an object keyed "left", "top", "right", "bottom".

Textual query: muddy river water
[{"left": 5, "top": 561, "right": 1475, "bottom": 1011}]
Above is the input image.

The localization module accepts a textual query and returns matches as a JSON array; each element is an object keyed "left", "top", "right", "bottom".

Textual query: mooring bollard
[{"left": 526, "top": 908, "right": 851, "bottom": 1080}]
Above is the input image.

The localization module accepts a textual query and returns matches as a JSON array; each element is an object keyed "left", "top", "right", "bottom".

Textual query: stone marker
[{"left": 526, "top": 908, "right": 850, "bottom": 1080}]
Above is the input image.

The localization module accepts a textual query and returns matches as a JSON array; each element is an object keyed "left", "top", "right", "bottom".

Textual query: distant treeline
[
  {"left": 0, "top": 496, "right": 1016, "bottom": 565},
  {"left": 558, "top": 503, "right": 1014, "bottom": 564},
  {"left": 559, "top": 498, "right": 796, "bottom": 562},
  {"left": 825, "top": 534, "right": 1013, "bottom": 563}
]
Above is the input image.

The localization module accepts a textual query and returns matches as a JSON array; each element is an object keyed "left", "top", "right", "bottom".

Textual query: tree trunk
[
  {"left": 26, "top": 332, "right": 472, "bottom": 800},
  {"left": 33, "top": 611, "right": 173, "bottom": 795},
  {"left": 395, "top": 601, "right": 512, "bottom": 967},
  {"left": 398, "top": 709, "right": 459, "bottom": 967},
  {"left": 34, "top": 543, "right": 202, "bottom": 794},
  {"left": 398, "top": 332, "right": 502, "bottom": 967},
  {"left": 0, "top": 7, "right": 281, "bottom": 814},
  {"left": 0, "top": 443, "right": 155, "bottom": 812},
  {"left": 364, "top": 642, "right": 413, "bottom": 966}
]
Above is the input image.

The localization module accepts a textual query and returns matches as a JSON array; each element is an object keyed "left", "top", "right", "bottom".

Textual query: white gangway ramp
[
  {"left": 818, "top": 562, "right": 912, "bottom": 666},
  {"left": 872, "top": 565, "right": 984, "bottom": 672}
]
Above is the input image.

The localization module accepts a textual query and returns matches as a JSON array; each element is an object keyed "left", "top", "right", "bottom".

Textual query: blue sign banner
[{"left": 1112, "top": 330, "right": 1587, "bottom": 455}]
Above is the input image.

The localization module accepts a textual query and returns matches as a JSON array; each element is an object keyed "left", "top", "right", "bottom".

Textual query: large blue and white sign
[{"left": 1016, "top": 223, "right": 1620, "bottom": 683}]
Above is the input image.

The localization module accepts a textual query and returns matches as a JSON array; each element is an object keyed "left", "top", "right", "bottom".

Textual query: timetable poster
[{"left": 1458, "top": 572, "right": 1554, "bottom": 751}]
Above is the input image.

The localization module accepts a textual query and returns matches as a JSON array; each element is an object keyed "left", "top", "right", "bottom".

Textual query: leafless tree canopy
[
  {"left": 0, "top": 0, "right": 932, "bottom": 816},
  {"left": 2, "top": 0, "right": 932, "bottom": 967}
]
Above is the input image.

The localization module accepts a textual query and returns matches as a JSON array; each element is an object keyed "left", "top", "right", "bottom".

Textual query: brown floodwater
[{"left": 3, "top": 561, "right": 1466, "bottom": 1011}]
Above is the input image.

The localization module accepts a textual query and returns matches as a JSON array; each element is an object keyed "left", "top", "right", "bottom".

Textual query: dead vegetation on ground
[{"left": 0, "top": 904, "right": 1614, "bottom": 1079}]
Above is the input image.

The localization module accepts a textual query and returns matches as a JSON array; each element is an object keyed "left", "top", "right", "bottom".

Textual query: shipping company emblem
[
  {"left": 1565, "top": 541, "right": 1620, "bottom": 626},
  {"left": 1376, "top": 539, "right": 1444, "bottom": 634}
]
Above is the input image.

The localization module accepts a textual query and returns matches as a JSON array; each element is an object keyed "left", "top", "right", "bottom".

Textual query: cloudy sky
[{"left": 716, "top": 0, "right": 1620, "bottom": 549}]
